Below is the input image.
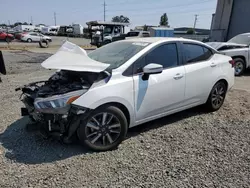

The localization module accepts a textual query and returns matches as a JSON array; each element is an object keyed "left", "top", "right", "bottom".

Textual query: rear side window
[{"left": 183, "top": 43, "right": 213, "bottom": 64}]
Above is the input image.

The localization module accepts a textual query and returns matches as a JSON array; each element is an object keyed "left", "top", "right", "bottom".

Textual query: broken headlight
[{"left": 34, "top": 90, "right": 85, "bottom": 110}]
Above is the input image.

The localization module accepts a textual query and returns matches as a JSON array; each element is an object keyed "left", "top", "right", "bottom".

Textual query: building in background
[
  {"left": 174, "top": 27, "right": 210, "bottom": 35},
  {"left": 149, "top": 27, "right": 174, "bottom": 37},
  {"left": 210, "top": 0, "right": 250, "bottom": 42}
]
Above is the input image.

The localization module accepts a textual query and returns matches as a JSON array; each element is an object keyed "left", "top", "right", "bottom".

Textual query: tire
[
  {"left": 205, "top": 81, "right": 227, "bottom": 112},
  {"left": 5, "top": 37, "right": 11, "bottom": 43},
  {"left": 102, "top": 40, "right": 111, "bottom": 46},
  {"left": 27, "top": 38, "right": 32, "bottom": 43},
  {"left": 77, "top": 105, "right": 128, "bottom": 151},
  {"left": 234, "top": 58, "right": 246, "bottom": 76}
]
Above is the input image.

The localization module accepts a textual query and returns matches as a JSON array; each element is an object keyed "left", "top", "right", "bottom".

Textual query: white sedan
[
  {"left": 21, "top": 32, "right": 52, "bottom": 43},
  {"left": 17, "top": 38, "right": 234, "bottom": 151}
]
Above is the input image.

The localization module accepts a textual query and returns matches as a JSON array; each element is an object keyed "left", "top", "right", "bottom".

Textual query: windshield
[
  {"left": 88, "top": 41, "right": 150, "bottom": 69},
  {"left": 228, "top": 34, "right": 250, "bottom": 45},
  {"left": 103, "top": 26, "right": 112, "bottom": 34}
]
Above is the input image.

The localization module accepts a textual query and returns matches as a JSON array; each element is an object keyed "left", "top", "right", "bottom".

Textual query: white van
[{"left": 41, "top": 26, "right": 59, "bottom": 36}]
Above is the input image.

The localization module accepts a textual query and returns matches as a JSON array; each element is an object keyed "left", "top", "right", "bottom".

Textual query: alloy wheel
[
  {"left": 85, "top": 112, "right": 122, "bottom": 146},
  {"left": 211, "top": 84, "right": 225, "bottom": 109},
  {"left": 235, "top": 61, "right": 244, "bottom": 75}
]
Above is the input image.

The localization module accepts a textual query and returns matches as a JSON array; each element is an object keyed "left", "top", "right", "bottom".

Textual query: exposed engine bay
[{"left": 16, "top": 70, "right": 110, "bottom": 142}]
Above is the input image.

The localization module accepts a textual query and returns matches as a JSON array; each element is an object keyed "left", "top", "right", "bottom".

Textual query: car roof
[
  {"left": 124, "top": 37, "right": 204, "bottom": 44},
  {"left": 238, "top": 33, "right": 250, "bottom": 36}
]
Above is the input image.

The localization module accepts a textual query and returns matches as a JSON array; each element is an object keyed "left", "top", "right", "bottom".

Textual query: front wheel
[
  {"left": 77, "top": 106, "right": 128, "bottom": 151},
  {"left": 205, "top": 81, "right": 227, "bottom": 112},
  {"left": 5, "top": 37, "right": 12, "bottom": 43}
]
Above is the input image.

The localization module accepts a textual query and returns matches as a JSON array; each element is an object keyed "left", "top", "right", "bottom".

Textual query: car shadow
[
  {"left": 0, "top": 107, "right": 208, "bottom": 164},
  {"left": 243, "top": 69, "right": 250, "bottom": 76},
  {"left": 128, "top": 106, "right": 208, "bottom": 138},
  {"left": 0, "top": 116, "right": 91, "bottom": 164}
]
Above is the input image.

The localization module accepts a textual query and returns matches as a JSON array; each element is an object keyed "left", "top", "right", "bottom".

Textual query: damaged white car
[
  {"left": 207, "top": 33, "right": 250, "bottom": 76},
  {"left": 17, "top": 38, "right": 234, "bottom": 151}
]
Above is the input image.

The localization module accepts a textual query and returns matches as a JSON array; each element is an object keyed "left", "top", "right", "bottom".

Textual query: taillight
[{"left": 229, "top": 60, "right": 235, "bottom": 67}]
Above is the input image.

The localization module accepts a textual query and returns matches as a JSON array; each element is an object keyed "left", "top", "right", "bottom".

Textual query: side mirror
[{"left": 142, "top": 63, "right": 163, "bottom": 80}]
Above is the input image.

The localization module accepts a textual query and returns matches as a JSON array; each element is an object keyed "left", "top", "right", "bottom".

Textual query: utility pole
[
  {"left": 193, "top": 14, "right": 198, "bottom": 34},
  {"left": 103, "top": 1, "right": 107, "bottom": 21},
  {"left": 54, "top": 12, "right": 57, "bottom": 25},
  {"left": 8, "top": 20, "right": 10, "bottom": 26},
  {"left": 31, "top": 16, "right": 33, "bottom": 25}
]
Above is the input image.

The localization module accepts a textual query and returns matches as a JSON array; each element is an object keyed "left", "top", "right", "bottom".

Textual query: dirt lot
[
  {"left": 0, "top": 51, "right": 250, "bottom": 188},
  {"left": 0, "top": 36, "right": 91, "bottom": 49}
]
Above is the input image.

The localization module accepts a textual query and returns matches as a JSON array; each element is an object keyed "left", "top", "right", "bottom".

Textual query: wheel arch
[
  {"left": 205, "top": 78, "right": 229, "bottom": 103},
  {"left": 215, "top": 78, "right": 228, "bottom": 90},
  {"left": 95, "top": 102, "right": 131, "bottom": 127},
  {"left": 232, "top": 55, "right": 246, "bottom": 65}
]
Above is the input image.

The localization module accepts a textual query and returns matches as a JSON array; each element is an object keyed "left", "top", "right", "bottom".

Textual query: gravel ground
[
  {"left": 0, "top": 36, "right": 91, "bottom": 48},
  {"left": 0, "top": 51, "right": 250, "bottom": 188}
]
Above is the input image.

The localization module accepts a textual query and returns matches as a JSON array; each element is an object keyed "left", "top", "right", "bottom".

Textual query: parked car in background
[
  {"left": 126, "top": 31, "right": 150, "bottom": 38},
  {"left": 41, "top": 26, "right": 59, "bottom": 36},
  {"left": 17, "top": 38, "right": 234, "bottom": 151},
  {"left": 14, "top": 31, "right": 28, "bottom": 40},
  {"left": 21, "top": 32, "right": 52, "bottom": 43},
  {"left": 0, "top": 31, "right": 14, "bottom": 42},
  {"left": 207, "top": 33, "right": 250, "bottom": 76}
]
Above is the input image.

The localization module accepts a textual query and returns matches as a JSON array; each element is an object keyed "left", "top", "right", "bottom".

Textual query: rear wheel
[
  {"left": 234, "top": 58, "right": 246, "bottom": 76},
  {"left": 205, "top": 81, "right": 227, "bottom": 112},
  {"left": 77, "top": 106, "right": 128, "bottom": 151},
  {"left": 27, "top": 38, "right": 32, "bottom": 43}
]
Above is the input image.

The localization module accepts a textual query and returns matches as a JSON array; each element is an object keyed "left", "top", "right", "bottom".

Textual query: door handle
[
  {"left": 210, "top": 63, "right": 217, "bottom": 67},
  {"left": 173, "top": 73, "right": 184, "bottom": 80}
]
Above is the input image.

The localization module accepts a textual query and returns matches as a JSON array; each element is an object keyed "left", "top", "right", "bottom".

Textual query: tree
[
  {"left": 143, "top": 24, "right": 148, "bottom": 31},
  {"left": 112, "top": 15, "right": 130, "bottom": 23},
  {"left": 159, "top": 13, "right": 169, "bottom": 27},
  {"left": 23, "top": 22, "right": 28, "bottom": 25},
  {"left": 13, "top": 22, "right": 22, "bottom": 27},
  {"left": 187, "top": 28, "right": 195, "bottom": 34}
]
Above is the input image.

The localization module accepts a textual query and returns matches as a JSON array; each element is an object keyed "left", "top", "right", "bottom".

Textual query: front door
[{"left": 133, "top": 43, "right": 186, "bottom": 123}]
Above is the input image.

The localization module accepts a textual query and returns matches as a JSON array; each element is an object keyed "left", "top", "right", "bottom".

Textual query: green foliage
[
  {"left": 112, "top": 15, "right": 130, "bottom": 23},
  {"left": 160, "top": 13, "right": 169, "bottom": 27},
  {"left": 187, "top": 28, "right": 195, "bottom": 34},
  {"left": 143, "top": 24, "right": 148, "bottom": 31}
]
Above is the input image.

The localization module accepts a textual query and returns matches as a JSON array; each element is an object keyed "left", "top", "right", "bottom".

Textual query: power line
[
  {"left": 107, "top": 0, "right": 213, "bottom": 12},
  {"left": 106, "top": 7, "right": 213, "bottom": 17},
  {"left": 193, "top": 14, "right": 198, "bottom": 31},
  {"left": 54, "top": 12, "right": 57, "bottom": 25},
  {"left": 102, "top": 0, "right": 107, "bottom": 21}
]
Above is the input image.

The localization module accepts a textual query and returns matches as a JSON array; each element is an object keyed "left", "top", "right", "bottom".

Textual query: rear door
[
  {"left": 181, "top": 43, "right": 218, "bottom": 106},
  {"left": 132, "top": 42, "right": 186, "bottom": 123},
  {"left": 29, "top": 33, "right": 40, "bottom": 41}
]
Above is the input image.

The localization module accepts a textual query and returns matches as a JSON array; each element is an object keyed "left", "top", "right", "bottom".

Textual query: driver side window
[{"left": 133, "top": 43, "right": 178, "bottom": 74}]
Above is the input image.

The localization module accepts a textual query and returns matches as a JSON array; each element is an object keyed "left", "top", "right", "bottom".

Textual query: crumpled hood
[
  {"left": 206, "top": 42, "right": 247, "bottom": 50},
  {"left": 42, "top": 41, "right": 109, "bottom": 72}
]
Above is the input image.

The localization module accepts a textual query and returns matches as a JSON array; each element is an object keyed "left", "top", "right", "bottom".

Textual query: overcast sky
[{"left": 0, "top": 0, "right": 217, "bottom": 29}]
